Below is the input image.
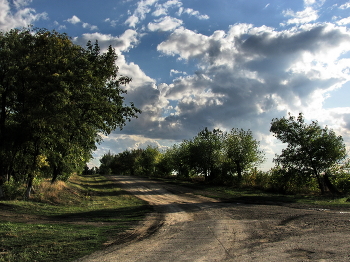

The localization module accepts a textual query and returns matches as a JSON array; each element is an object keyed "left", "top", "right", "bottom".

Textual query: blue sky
[{"left": 1, "top": 0, "right": 350, "bottom": 170}]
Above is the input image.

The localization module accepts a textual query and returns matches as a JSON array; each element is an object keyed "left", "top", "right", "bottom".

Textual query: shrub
[
  {"left": 268, "top": 168, "right": 317, "bottom": 194},
  {"left": 2, "top": 179, "right": 25, "bottom": 200},
  {"left": 333, "top": 171, "right": 350, "bottom": 194}
]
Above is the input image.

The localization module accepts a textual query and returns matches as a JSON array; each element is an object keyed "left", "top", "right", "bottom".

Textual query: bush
[
  {"left": 333, "top": 171, "right": 350, "bottom": 194},
  {"left": 2, "top": 179, "right": 25, "bottom": 200},
  {"left": 240, "top": 169, "right": 270, "bottom": 189},
  {"left": 268, "top": 168, "right": 317, "bottom": 194}
]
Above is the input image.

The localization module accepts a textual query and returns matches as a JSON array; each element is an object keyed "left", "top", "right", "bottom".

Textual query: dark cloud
[{"left": 241, "top": 25, "right": 350, "bottom": 57}]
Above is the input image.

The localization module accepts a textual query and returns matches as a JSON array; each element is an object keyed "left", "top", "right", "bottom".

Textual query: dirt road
[{"left": 77, "top": 175, "right": 350, "bottom": 262}]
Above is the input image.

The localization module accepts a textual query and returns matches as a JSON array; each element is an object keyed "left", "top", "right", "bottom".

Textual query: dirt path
[{"left": 77, "top": 175, "right": 350, "bottom": 262}]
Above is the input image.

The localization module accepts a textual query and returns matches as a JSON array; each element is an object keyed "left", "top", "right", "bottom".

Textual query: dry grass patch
[{"left": 32, "top": 178, "right": 82, "bottom": 205}]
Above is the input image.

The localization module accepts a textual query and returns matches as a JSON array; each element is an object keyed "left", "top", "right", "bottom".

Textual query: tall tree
[
  {"left": 137, "top": 146, "right": 161, "bottom": 177},
  {"left": 0, "top": 28, "right": 140, "bottom": 199},
  {"left": 188, "top": 128, "right": 224, "bottom": 181},
  {"left": 270, "top": 113, "right": 347, "bottom": 194},
  {"left": 164, "top": 143, "right": 192, "bottom": 178},
  {"left": 224, "top": 128, "right": 265, "bottom": 183}
]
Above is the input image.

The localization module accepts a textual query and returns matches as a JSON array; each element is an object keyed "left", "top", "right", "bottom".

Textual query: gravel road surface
[{"left": 77, "top": 175, "right": 350, "bottom": 262}]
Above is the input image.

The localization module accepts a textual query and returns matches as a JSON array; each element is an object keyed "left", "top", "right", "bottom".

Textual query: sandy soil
[{"left": 76, "top": 175, "right": 350, "bottom": 262}]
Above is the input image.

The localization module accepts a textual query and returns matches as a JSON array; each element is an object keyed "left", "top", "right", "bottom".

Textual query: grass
[
  {"left": 0, "top": 174, "right": 152, "bottom": 262},
  {"left": 155, "top": 176, "right": 350, "bottom": 208},
  {"left": 201, "top": 186, "right": 350, "bottom": 207},
  {"left": 1, "top": 174, "right": 347, "bottom": 261}
]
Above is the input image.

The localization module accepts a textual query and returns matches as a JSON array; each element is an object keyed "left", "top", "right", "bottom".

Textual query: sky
[{"left": 1, "top": 0, "right": 350, "bottom": 170}]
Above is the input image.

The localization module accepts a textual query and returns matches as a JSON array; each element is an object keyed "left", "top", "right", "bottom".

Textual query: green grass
[
  {"left": 157, "top": 177, "right": 350, "bottom": 208},
  {"left": 0, "top": 174, "right": 152, "bottom": 262},
  {"left": 201, "top": 186, "right": 350, "bottom": 207}
]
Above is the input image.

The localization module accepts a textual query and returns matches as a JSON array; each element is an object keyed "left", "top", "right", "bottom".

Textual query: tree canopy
[
  {"left": 0, "top": 28, "right": 140, "bottom": 199},
  {"left": 270, "top": 113, "right": 347, "bottom": 194},
  {"left": 224, "top": 128, "right": 265, "bottom": 182}
]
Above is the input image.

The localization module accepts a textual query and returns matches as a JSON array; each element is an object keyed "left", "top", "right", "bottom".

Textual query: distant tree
[
  {"left": 224, "top": 128, "right": 265, "bottom": 183},
  {"left": 99, "top": 152, "right": 115, "bottom": 175},
  {"left": 138, "top": 146, "right": 161, "bottom": 177},
  {"left": 188, "top": 128, "right": 224, "bottom": 181},
  {"left": 0, "top": 28, "right": 140, "bottom": 199},
  {"left": 164, "top": 143, "right": 192, "bottom": 178},
  {"left": 270, "top": 113, "right": 347, "bottom": 194},
  {"left": 156, "top": 150, "right": 174, "bottom": 177}
]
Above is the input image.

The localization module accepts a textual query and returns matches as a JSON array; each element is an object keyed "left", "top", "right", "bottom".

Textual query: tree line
[
  {"left": 99, "top": 114, "right": 350, "bottom": 195},
  {"left": 0, "top": 28, "right": 140, "bottom": 199},
  {"left": 100, "top": 127, "right": 264, "bottom": 183}
]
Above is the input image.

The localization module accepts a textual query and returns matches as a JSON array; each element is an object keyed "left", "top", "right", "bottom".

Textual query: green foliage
[
  {"left": 224, "top": 128, "right": 265, "bottom": 183},
  {"left": 240, "top": 169, "right": 270, "bottom": 190},
  {"left": 333, "top": 171, "right": 350, "bottom": 194},
  {"left": 0, "top": 27, "right": 140, "bottom": 199},
  {"left": 98, "top": 147, "right": 163, "bottom": 177},
  {"left": 270, "top": 113, "right": 347, "bottom": 194},
  {"left": 138, "top": 146, "right": 162, "bottom": 177},
  {"left": 2, "top": 179, "right": 25, "bottom": 200},
  {"left": 164, "top": 142, "right": 192, "bottom": 179},
  {"left": 187, "top": 128, "right": 224, "bottom": 181},
  {"left": 99, "top": 127, "right": 265, "bottom": 186},
  {"left": 268, "top": 167, "right": 318, "bottom": 194},
  {"left": 99, "top": 151, "right": 115, "bottom": 175}
]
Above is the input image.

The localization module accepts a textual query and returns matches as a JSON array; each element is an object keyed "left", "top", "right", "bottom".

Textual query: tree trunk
[
  {"left": 24, "top": 174, "right": 34, "bottom": 200},
  {"left": 51, "top": 165, "right": 60, "bottom": 184},
  {"left": 0, "top": 185, "right": 4, "bottom": 199},
  {"left": 324, "top": 172, "right": 342, "bottom": 196},
  {"left": 311, "top": 164, "right": 325, "bottom": 195},
  {"left": 205, "top": 169, "right": 209, "bottom": 182},
  {"left": 236, "top": 161, "right": 242, "bottom": 185},
  {"left": 315, "top": 173, "right": 325, "bottom": 195}
]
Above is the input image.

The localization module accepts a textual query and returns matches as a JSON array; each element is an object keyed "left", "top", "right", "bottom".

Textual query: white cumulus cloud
[
  {"left": 148, "top": 16, "right": 182, "bottom": 31},
  {"left": 125, "top": 0, "right": 158, "bottom": 28},
  {"left": 177, "top": 7, "right": 209, "bottom": 20},
  {"left": 0, "top": 0, "right": 47, "bottom": 31},
  {"left": 282, "top": 7, "right": 319, "bottom": 25},
  {"left": 339, "top": 2, "right": 350, "bottom": 9},
  {"left": 337, "top": 16, "right": 350, "bottom": 25},
  {"left": 66, "top": 15, "right": 81, "bottom": 24}
]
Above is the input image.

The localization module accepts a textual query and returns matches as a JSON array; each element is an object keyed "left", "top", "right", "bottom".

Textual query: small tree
[
  {"left": 270, "top": 113, "right": 347, "bottom": 194},
  {"left": 99, "top": 152, "right": 115, "bottom": 175}
]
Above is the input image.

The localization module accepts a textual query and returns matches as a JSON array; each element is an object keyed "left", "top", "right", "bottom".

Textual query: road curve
[{"left": 77, "top": 175, "right": 350, "bottom": 262}]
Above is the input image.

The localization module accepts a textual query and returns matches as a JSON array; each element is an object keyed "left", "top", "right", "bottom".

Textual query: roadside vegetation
[
  {"left": 0, "top": 173, "right": 151, "bottom": 262},
  {"left": 99, "top": 113, "right": 350, "bottom": 198},
  {"left": 155, "top": 177, "right": 350, "bottom": 208}
]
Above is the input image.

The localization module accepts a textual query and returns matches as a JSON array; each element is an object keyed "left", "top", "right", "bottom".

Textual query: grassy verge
[
  {"left": 155, "top": 177, "right": 350, "bottom": 208},
  {"left": 0, "top": 174, "right": 152, "bottom": 262}
]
